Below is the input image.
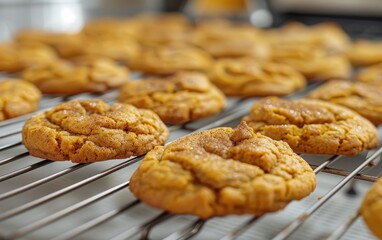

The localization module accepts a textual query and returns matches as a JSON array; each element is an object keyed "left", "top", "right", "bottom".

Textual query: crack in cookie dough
[
  {"left": 307, "top": 80, "right": 382, "bottom": 125},
  {"left": 0, "top": 79, "right": 41, "bottom": 121},
  {"left": 361, "top": 178, "right": 382, "bottom": 239},
  {"left": 22, "top": 58, "right": 129, "bottom": 95},
  {"left": 118, "top": 72, "right": 226, "bottom": 124},
  {"left": 22, "top": 99, "right": 169, "bottom": 162},
  {"left": 243, "top": 97, "right": 379, "bottom": 156},
  {"left": 130, "top": 121, "right": 316, "bottom": 219},
  {"left": 209, "top": 58, "right": 306, "bottom": 97}
]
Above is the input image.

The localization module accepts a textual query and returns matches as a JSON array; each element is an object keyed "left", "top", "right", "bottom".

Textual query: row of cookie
[
  {"left": 0, "top": 70, "right": 224, "bottom": 124},
  {"left": 0, "top": 39, "right": 343, "bottom": 84},
  {"left": 8, "top": 78, "right": 380, "bottom": 238},
  {"left": 20, "top": 96, "right": 379, "bottom": 222},
  {"left": 3, "top": 58, "right": 382, "bottom": 128},
  {"left": 0, "top": 16, "right": 378, "bottom": 80},
  {"left": 0, "top": 31, "right": 351, "bottom": 83},
  {"left": 11, "top": 15, "right": 375, "bottom": 62},
  {"left": 76, "top": 15, "right": 382, "bottom": 68}
]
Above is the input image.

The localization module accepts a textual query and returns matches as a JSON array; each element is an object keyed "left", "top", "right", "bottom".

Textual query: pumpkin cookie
[
  {"left": 271, "top": 44, "right": 352, "bottom": 81},
  {"left": 22, "top": 99, "right": 169, "bottom": 162},
  {"left": 16, "top": 28, "right": 139, "bottom": 61},
  {"left": 80, "top": 36, "right": 140, "bottom": 63},
  {"left": 0, "top": 79, "right": 41, "bottom": 121},
  {"left": 15, "top": 29, "right": 85, "bottom": 59},
  {"left": 243, "top": 97, "right": 379, "bottom": 156},
  {"left": 307, "top": 80, "right": 382, "bottom": 125},
  {"left": 0, "top": 42, "right": 57, "bottom": 73},
  {"left": 128, "top": 44, "right": 212, "bottom": 75},
  {"left": 267, "top": 22, "right": 351, "bottom": 54},
  {"left": 22, "top": 58, "right": 129, "bottom": 95},
  {"left": 347, "top": 40, "right": 382, "bottom": 66},
  {"left": 209, "top": 58, "right": 306, "bottom": 97},
  {"left": 191, "top": 20, "right": 269, "bottom": 59},
  {"left": 130, "top": 121, "right": 316, "bottom": 219},
  {"left": 81, "top": 18, "right": 137, "bottom": 39},
  {"left": 357, "top": 63, "right": 382, "bottom": 85},
  {"left": 129, "top": 13, "right": 191, "bottom": 46},
  {"left": 361, "top": 178, "right": 382, "bottom": 240},
  {"left": 118, "top": 72, "right": 226, "bottom": 124}
]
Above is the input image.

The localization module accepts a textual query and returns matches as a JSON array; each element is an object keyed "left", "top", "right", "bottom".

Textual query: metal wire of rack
[{"left": 0, "top": 77, "right": 381, "bottom": 240}]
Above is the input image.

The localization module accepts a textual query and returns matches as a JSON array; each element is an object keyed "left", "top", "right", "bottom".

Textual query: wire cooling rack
[{"left": 0, "top": 75, "right": 381, "bottom": 240}]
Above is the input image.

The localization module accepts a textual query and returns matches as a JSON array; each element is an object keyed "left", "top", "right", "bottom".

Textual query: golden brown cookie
[
  {"left": 81, "top": 18, "right": 137, "bottom": 39},
  {"left": 128, "top": 13, "right": 191, "bottom": 46},
  {"left": 267, "top": 22, "right": 351, "bottom": 54},
  {"left": 271, "top": 44, "right": 352, "bottom": 81},
  {"left": 15, "top": 29, "right": 84, "bottom": 59},
  {"left": 22, "top": 99, "right": 169, "bottom": 163},
  {"left": 361, "top": 178, "right": 382, "bottom": 240},
  {"left": 118, "top": 72, "right": 226, "bottom": 124},
  {"left": 17, "top": 28, "right": 140, "bottom": 62},
  {"left": 130, "top": 121, "right": 316, "bottom": 219},
  {"left": 82, "top": 13, "right": 189, "bottom": 42},
  {"left": 0, "top": 42, "right": 57, "bottom": 73},
  {"left": 191, "top": 20, "right": 269, "bottom": 59},
  {"left": 347, "top": 40, "right": 382, "bottom": 66},
  {"left": 80, "top": 36, "right": 140, "bottom": 63},
  {"left": 307, "top": 80, "right": 382, "bottom": 125},
  {"left": 128, "top": 44, "right": 213, "bottom": 75},
  {"left": 357, "top": 63, "right": 382, "bottom": 85},
  {"left": 22, "top": 58, "right": 129, "bottom": 95},
  {"left": 0, "top": 79, "right": 41, "bottom": 121},
  {"left": 209, "top": 58, "right": 306, "bottom": 97},
  {"left": 243, "top": 97, "right": 379, "bottom": 156}
]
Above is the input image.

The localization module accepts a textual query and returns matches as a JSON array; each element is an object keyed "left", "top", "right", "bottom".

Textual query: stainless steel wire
[
  {"left": 0, "top": 163, "right": 88, "bottom": 201},
  {"left": 163, "top": 219, "right": 206, "bottom": 240},
  {"left": 271, "top": 147, "right": 382, "bottom": 240},
  {"left": 0, "top": 160, "right": 52, "bottom": 182},
  {"left": 52, "top": 200, "right": 141, "bottom": 240},
  {"left": 326, "top": 212, "right": 360, "bottom": 240},
  {"left": 0, "top": 156, "right": 142, "bottom": 221},
  {"left": 110, "top": 212, "right": 173, "bottom": 240},
  {"left": 10, "top": 181, "right": 132, "bottom": 239}
]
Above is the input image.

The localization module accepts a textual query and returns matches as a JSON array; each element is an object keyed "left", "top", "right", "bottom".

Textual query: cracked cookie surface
[
  {"left": 209, "top": 58, "right": 306, "bottom": 97},
  {"left": 22, "top": 99, "right": 169, "bottom": 162},
  {"left": 243, "top": 97, "right": 379, "bottom": 156},
  {"left": 130, "top": 121, "right": 316, "bottom": 218},
  {"left": 22, "top": 58, "right": 129, "bottom": 95},
  {"left": 0, "top": 79, "right": 41, "bottom": 121},
  {"left": 118, "top": 72, "right": 226, "bottom": 124},
  {"left": 361, "top": 178, "right": 382, "bottom": 240},
  {"left": 307, "top": 80, "right": 382, "bottom": 125}
]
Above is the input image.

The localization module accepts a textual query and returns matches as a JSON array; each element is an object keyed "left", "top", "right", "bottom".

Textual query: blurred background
[{"left": 0, "top": 0, "right": 382, "bottom": 41}]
